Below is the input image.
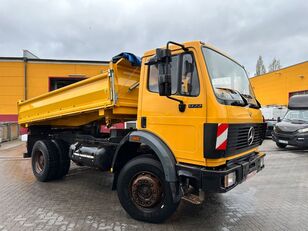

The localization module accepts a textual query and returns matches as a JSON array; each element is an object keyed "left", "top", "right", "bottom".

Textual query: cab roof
[
  {"left": 288, "top": 95, "right": 308, "bottom": 110},
  {"left": 142, "top": 40, "right": 242, "bottom": 67}
]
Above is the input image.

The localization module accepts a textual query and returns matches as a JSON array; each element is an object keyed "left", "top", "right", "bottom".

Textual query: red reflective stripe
[
  {"left": 217, "top": 123, "right": 228, "bottom": 136},
  {"left": 216, "top": 123, "right": 229, "bottom": 150},
  {"left": 216, "top": 139, "right": 227, "bottom": 150}
]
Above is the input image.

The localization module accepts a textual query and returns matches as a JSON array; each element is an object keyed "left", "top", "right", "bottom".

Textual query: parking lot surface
[{"left": 0, "top": 139, "right": 307, "bottom": 231}]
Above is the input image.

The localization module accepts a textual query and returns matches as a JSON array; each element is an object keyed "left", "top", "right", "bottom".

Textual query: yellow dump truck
[{"left": 18, "top": 41, "right": 266, "bottom": 223}]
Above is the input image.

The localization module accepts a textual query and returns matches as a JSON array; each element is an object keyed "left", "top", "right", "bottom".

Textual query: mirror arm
[
  {"left": 164, "top": 41, "right": 187, "bottom": 112},
  {"left": 166, "top": 41, "right": 188, "bottom": 52},
  {"left": 256, "top": 99, "right": 261, "bottom": 108},
  {"left": 166, "top": 96, "right": 186, "bottom": 112}
]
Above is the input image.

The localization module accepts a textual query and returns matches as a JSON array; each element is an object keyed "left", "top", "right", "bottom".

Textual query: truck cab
[
  {"left": 113, "top": 41, "right": 266, "bottom": 221},
  {"left": 138, "top": 41, "right": 265, "bottom": 166},
  {"left": 18, "top": 41, "right": 266, "bottom": 223}
]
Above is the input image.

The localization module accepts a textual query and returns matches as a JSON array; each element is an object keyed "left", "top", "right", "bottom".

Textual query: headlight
[
  {"left": 224, "top": 172, "right": 236, "bottom": 188},
  {"left": 273, "top": 126, "right": 277, "bottom": 132},
  {"left": 298, "top": 127, "right": 308, "bottom": 133}
]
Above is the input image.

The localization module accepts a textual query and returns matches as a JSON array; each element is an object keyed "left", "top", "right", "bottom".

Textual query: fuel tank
[{"left": 69, "top": 142, "right": 116, "bottom": 171}]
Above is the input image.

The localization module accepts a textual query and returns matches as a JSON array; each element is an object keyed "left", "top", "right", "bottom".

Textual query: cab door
[{"left": 139, "top": 50, "right": 206, "bottom": 166}]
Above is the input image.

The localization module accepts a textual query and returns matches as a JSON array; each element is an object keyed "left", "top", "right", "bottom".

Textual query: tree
[
  {"left": 255, "top": 56, "right": 266, "bottom": 76},
  {"left": 268, "top": 58, "right": 281, "bottom": 72}
]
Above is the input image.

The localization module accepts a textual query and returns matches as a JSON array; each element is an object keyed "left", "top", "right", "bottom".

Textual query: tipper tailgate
[
  {"left": 18, "top": 58, "right": 140, "bottom": 127},
  {"left": 18, "top": 71, "right": 112, "bottom": 126}
]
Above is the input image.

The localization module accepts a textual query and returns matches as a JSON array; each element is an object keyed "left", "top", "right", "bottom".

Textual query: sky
[{"left": 0, "top": 0, "right": 307, "bottom": 76}]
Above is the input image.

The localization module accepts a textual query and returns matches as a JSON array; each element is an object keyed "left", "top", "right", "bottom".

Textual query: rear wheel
[
  {"left": 276, "top": 142, "right": 287, "bottom": 148},
  {"left": 31, "top": 140, "right": 60, "bottom": 182},
  {"left": 117, "top": 156, "right": 179, "bottom": 223}
]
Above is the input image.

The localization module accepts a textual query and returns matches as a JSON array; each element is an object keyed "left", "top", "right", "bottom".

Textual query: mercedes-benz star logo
[{"left": 247, "top": 127, "right": 255, "bottom": 146}]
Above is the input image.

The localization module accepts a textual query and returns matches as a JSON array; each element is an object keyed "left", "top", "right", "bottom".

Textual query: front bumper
[
  {"left": 272, "top": 131, "right": 308, "bottom": 148},
  {"left": 177, "top": 152, "right": 265, "bottom": 193}
]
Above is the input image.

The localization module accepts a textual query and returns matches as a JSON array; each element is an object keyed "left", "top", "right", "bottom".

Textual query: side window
[
  {"left": 148, "top": 55, "right": 179, "bottom": 94},
  {"left": 148, "top": 53, "right": 199, "bottom": 96},
  {"left": 49, "top": 77, "right": 85, "bottom": 91},
  {"left": 180, "top": 53, "right": 200, "bottom": 96}
]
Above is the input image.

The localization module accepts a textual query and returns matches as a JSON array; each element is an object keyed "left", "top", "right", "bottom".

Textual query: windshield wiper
[
  {"left": 248, "top": 103, "right": 260, "bottom": 109},
  {"left": 230, "top": 101, "right": 246, "bottom": 106},
  {"left": 217, "top": 87, "right": 261, "bottom": 109},
  {"left": 219, "top": 88, "right": 261, "bottom": 109},
  {"left": 234, "top": 91, "right": 260, "bottom": 108},
  {"left": 242, "top": 93, "right": 253, "bottom": 99},
  {"left": 216, "top": 87, "right": 249, "bottom": 107},
  {"left": 241, "top": 93, "right": 261, "bottom": 108}
]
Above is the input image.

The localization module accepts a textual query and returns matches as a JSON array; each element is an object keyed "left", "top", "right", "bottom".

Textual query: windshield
[
  {"left": 202, "top": 47, "right": 258, "bottom": 107},
  {"left": 283, "top": 110, "right": 308, "bottom": 123}
]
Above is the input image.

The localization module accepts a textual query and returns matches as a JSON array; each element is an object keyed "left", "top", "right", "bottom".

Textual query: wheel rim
[
  {"left": 130, "top": 172, "right": 163, "bottom": 208},
  {"left": 34, "top": 151, "right": 45, "bottom": 173}
]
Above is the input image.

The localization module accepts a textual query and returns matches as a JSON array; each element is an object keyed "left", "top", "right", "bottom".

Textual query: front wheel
[
  {"left": 276, "top": 142, "right": 287, "bottom": 148},
  {"left": 117, "top": 156, "right": 179, "bottom": 223}
]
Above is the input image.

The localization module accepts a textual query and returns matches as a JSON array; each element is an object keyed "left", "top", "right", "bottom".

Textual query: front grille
[
  {"left": 227, "top": 123, "right": 266, "bottom": 156},
  {"left": 274, "top": 133, "right": 293, "bottom": 140}
]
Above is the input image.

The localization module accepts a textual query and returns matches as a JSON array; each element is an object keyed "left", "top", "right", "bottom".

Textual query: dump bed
[{"left": 18, "top": 58, "right": 140, "bottom": 127}]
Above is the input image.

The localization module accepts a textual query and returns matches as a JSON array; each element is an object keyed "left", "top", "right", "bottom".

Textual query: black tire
[
  {"left": 31, "top": 140, "right": 61, "bottom": 182},
  {"left": 117, "top": 156, "right": 179, "bottom": 223},
  {"left": 52, "top": 140, "right": 71, "bottom": 178},
  {"left": 276, "top": 142, "right": 287, "bottom": 148},
  {"left": 73, "top": 161, "right": 84, "bottom": 167}
]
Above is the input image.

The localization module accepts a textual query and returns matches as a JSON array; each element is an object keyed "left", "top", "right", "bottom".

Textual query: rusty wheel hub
[
  {"left": 34, "top": 151, "right": 45, "bottom": 173},
  {"left": 131, "top": 172, "right": 163, "bottom": 208}
]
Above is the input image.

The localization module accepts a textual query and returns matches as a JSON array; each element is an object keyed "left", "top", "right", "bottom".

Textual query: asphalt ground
[{"left": 0, "top": 139, "right": 307, "bottom": 231}]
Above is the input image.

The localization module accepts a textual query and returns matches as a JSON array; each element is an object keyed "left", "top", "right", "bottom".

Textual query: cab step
[{"left": 182, "top": 193, "right": 204, "bottom": 205}]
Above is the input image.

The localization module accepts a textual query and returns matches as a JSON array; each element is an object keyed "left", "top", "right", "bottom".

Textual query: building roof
[
  {"left": 250, "top": 60, "right": 308, "bottom": 79},
  {"left": 0, "top": 56, "right": 109, "bottom": 65}
]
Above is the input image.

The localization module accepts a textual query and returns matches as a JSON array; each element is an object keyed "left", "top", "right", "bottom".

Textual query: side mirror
[
  {"left": 156, "top": 48, "right": 172, "bottom": 96},
  {"left": 277, "top": 117, "right": 281, "bottom": 122}
]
